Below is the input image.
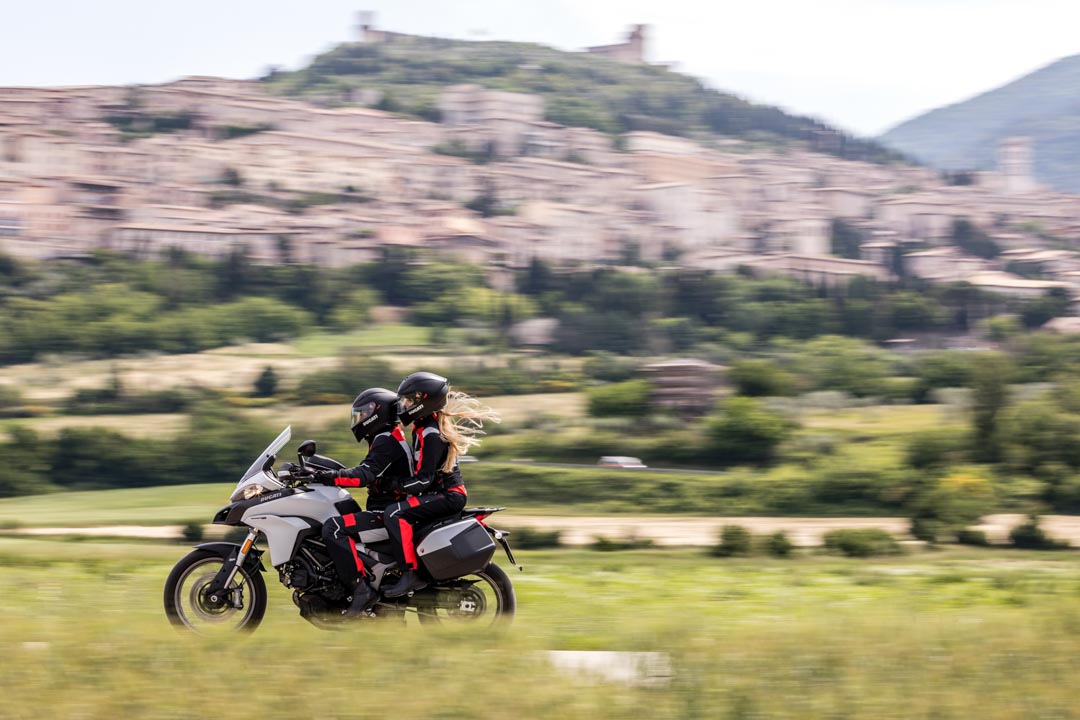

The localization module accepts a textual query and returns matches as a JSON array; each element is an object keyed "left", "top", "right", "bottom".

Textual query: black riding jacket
[
  {"left": 383, "top": 415, "right": 464, "bottom": 496},
  {"left": 331, "top": 426, "right": 415, "bottom": 511}
]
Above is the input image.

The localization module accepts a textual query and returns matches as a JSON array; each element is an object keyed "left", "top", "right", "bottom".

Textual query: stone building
[
  {"left": 585, "top": 25, "right": 648, "bottom": 64},
  {"left": 439, "top": 85, "right": 544, "bottom": 157},
  {"left": 641, "top": 358, "right": 725, "bottom": 416}
]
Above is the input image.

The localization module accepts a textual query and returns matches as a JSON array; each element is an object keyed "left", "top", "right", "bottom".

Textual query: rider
[
  {"left": 309, "top": 387, "right": 414, "bottom": 618},
  {"left": 380, "top": 371, "right": 500, "bottom": 599}
]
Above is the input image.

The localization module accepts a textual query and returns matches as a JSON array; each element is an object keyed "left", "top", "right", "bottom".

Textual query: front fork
[{"left": 209, "top": 529, "right": 259, "bottom": 608}]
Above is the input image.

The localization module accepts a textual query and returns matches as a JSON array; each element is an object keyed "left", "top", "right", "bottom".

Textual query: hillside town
[{"left": 2, "top": 51, "right": 1080, "bottom": 304}]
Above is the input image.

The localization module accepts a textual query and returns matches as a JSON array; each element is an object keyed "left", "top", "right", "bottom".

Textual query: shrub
[
  {"left": 589, "top": 534, "right": 654, "bottom": 551},
  {"left": 582, "top": 353, "right": 640, "bottom": 382},
  {"left": 224, "top": 527, "right": 250, "bottom": 544},
  {"left": 181, "top": 522, "right": 205, "bottom": 543},
  {"left": 904, "top": 430, "right": 967, "bottom": 471},
  {"left": 711, "top": 525, "right": 753, "bottom": 557},
  {"left": 956, "top": 528, "right": 989, "bottom": 546},
  {"left": 1008, "top": 514, "right": 1069, "bottom": 550},
  {"left": 296, "top": 358, "right": 395, "bottom": 400},
  {"left": 910, "top": 516, "right": 946, "bottom": 543},
  {"left": 0, "top": 385, "right": 22, "bottom": 410},
  {"left": 763, "top": 530, "right": 794, "bottom": 557},
  {"left": 822, "top": 528, "right": 902, "bottom": 557},
  {"left": 507, "top": 527, "right": 561, "bottom": 549},
  {"left": 586, "top": 379, "right": 651, "bottom": 418},
  {"left": 906, "top": 471, "right": 994, "bottom": 543}
]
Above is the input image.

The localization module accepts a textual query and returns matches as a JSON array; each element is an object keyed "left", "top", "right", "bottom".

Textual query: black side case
[{"left": 417, "top": 519, "right": 496, "bottom": 581}]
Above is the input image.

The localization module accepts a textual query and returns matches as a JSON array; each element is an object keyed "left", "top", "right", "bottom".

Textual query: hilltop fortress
[{"left": 358, "top": 12, "right": 649, "bottom": 65}]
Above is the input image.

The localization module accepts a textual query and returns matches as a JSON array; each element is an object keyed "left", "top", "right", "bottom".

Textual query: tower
[
  {"left": 357, "top": 11, "right": 375, "bottom": 42},
  {"left": 998, "top": 136, "right": 1036, "bottom": 194},
  {"left": 627, "top": 25, "right": 647, "bottom": 63}
]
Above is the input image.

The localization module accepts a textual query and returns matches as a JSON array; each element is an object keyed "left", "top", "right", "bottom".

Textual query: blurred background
[{"left": 2, "top": 3, "right": 1080, "bottom": 717}]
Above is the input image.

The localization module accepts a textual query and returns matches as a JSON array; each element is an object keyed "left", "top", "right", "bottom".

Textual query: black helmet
[
  {"left": 350, "top": 387, "right": 399, "bottom": 442},
  {"left": 396, "top": 372, "right": 449, "bottom": 424}
]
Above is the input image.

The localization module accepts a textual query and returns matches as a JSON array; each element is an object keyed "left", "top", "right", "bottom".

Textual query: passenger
[
  {"left": 309, "top": 387, "right": 413, "bottom": 618},
  {"left": 380, "top": 371, "right": 500, "bottom": 598}
]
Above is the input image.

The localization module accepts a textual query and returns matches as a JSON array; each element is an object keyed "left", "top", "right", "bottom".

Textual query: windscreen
[{"left": 237, "top": 426, "right": 292, "bottom": 485}]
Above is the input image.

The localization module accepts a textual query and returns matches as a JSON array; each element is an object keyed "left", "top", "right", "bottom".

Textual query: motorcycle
[{"left": 163, "top": 426, "right": 518, "bottom": 634}]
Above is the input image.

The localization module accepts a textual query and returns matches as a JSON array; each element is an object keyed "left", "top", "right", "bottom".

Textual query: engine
[{"left": 278, "top": 543, "right": 341, "bottom": 597}]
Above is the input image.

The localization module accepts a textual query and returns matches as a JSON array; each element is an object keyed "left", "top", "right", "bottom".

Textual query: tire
[
  {"left": 164, "top": 549, "right": 267, "bottom": 635},
  {"left": 416, "top": 562, "right": 516, "bottom": 626}
]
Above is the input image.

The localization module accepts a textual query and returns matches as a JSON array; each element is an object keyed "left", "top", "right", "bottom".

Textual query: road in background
[{"left": 13, "top": 514, "right": 1080, "bottom": 546}]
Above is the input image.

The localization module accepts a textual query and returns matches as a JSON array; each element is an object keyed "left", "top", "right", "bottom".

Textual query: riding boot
[
  {"left": 342, "top": 578, "right": 377, "bottom": 618},
  {"left": 382, "top": 569, "right": 428, "bottom": 598}
]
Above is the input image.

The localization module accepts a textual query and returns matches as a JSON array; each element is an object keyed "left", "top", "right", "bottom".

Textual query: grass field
[
  {"left": 798, "top": 403, "right": 966, "bottom": 436},
  {"left": 0, "top": 485, "right": 230, "bottom": 528},
  {"left": 291, "top": 323, "right": 433, "bottom": 355},
  {"left": 0, "top": 345, "right": 341, "bottom": 402},
  {"left": 2, "top": 539, "right": 1080, "bottom": 718},
  {"left": 0, "top": 391, "right": 585, "bottom": 443}
]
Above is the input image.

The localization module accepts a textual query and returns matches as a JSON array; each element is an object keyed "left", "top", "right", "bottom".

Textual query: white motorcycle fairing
[{"left": 241, "top": 486, "right": 352, "bottom": 566}]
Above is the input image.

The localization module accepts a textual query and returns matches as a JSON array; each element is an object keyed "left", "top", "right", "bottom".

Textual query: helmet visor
[{"left": 350, "top": 401, "right": 378, "bottom": 431}]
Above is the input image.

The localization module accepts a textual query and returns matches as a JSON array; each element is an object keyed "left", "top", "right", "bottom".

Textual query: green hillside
[
  {"left": 264, "top": 36, "right": 904, "bottom": 164},
  {"left": 879, "top": 53, "right": 1080, "bottom": 192}
]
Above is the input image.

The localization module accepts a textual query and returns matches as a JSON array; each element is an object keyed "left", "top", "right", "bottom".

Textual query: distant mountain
[
  {"left": 264, "top": 35, "right": 904, "bottom": 164},
  {"left": 879, "top": 54, "right": 1080, "bottom": 192}
]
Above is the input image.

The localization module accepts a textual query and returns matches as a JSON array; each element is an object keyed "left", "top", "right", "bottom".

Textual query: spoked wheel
[
  {"left": 164, "top": 549, "right": 266, "bottom": 635},
  {"left": 415, "top": 563, "right": 516, "bottom": 626}
]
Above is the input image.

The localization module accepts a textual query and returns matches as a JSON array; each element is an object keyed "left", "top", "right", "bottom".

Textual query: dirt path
[{"left": 13, "top": 514, "right": 1080, "bottom": 547}]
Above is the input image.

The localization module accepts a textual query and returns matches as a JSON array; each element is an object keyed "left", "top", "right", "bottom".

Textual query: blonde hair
[{"left": 438, "top": 389, "right": 501, "bottom": 472}]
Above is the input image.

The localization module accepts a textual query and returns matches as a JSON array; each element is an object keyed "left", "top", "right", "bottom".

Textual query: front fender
[{"left": 194, "top": 542, "right": 266, "bottom": 573}]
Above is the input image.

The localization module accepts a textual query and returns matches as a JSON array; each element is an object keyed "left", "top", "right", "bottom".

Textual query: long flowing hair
[{"left": 437, "top": 388, "right": 501, "bottom": 472}]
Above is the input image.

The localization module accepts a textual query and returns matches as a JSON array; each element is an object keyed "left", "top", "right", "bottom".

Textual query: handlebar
[{"left": 277, "top": 466, "right": 313, "bottom": 487}]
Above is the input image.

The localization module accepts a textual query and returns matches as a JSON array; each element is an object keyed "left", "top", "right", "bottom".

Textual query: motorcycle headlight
[{"left": 243, "top": 484, "right": 265, "bottom": 500}]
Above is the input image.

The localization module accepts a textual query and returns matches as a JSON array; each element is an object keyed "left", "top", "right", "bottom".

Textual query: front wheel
[
  {"left": 415, "top": 563, "right": 516, "bottom": 626},
  {"left": 164, "top": 549, "right": 267, "bottom": 635}
]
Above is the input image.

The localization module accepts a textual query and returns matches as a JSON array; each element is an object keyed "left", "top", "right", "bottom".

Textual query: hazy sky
[{"left": 3, "top": 0, "right": 1078, "bottom": 136}]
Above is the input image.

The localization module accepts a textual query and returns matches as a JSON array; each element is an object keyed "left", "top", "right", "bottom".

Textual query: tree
[
  {"left": 728, "top": 359, "right": 795, "bottom": 397},
  {"left": 970, "top": 352, "right": 1012, "bottom": 463},
  {"left": 909, "top": 351, "right": 980, "bottom": 403},
  {"left": 253, "top": 366, "right": 279, "bottom": 398},
  {"left": 829, "top": 219, "right": 864, "bottom": 259},
  {"left": 216, "top": 245, "right": 255, "bottom": 300},
  {"left": 950, "top": 218, "right": 1000, "bottom": 259},
  {"left": 1018, "top": 288, "right": 1071, "bottom": 328},
  {"left": 518, "top": 257, "right": 556, "bottom": 296},
  {"left": 465, "top": 180, "right": 501, "bottom": 216},
  {"left": 795, "top": 335, "right": 892, "bottom": 397},
  {"left": 1001, "top": 397, "right": 1080, "bottom": 475},
  {"left": 221, "top": 167, "right": 244, "bottom": 187},
  {"left": 706, "top": 397, "right": 794, "bottom": 465}
]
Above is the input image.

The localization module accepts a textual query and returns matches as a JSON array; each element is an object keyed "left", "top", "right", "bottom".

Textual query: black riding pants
[
  {"left": 321, "top": 510, "right": 385, "bottom": 587},
  {"left": 384, "top": 489, "right": 467, "bottom": 570}
]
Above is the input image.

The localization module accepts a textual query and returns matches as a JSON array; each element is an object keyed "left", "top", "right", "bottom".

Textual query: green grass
[
  {"left": 798, "top": 403, "right": 966, "bottom": 439},
  {"left": 291, "top": 323, "right": 433, "bottom": 355},
  {"left": 0, "top": 485, "right": 231, "bottom": 528},
  {"left": 3, "top": 541, "right": 1080, "bottom": 718}
]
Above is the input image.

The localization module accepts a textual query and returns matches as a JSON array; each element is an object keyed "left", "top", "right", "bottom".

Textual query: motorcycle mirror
[{"left": 297, "top": 440, "right": 317, "bottom": 458}]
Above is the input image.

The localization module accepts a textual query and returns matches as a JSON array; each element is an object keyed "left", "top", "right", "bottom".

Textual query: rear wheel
[
  {"left": 164, "top": 549, "right": 267, "bottom": 635},
  {"left": 415, "top": 563, "right": 516, "bottom": 626}
]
